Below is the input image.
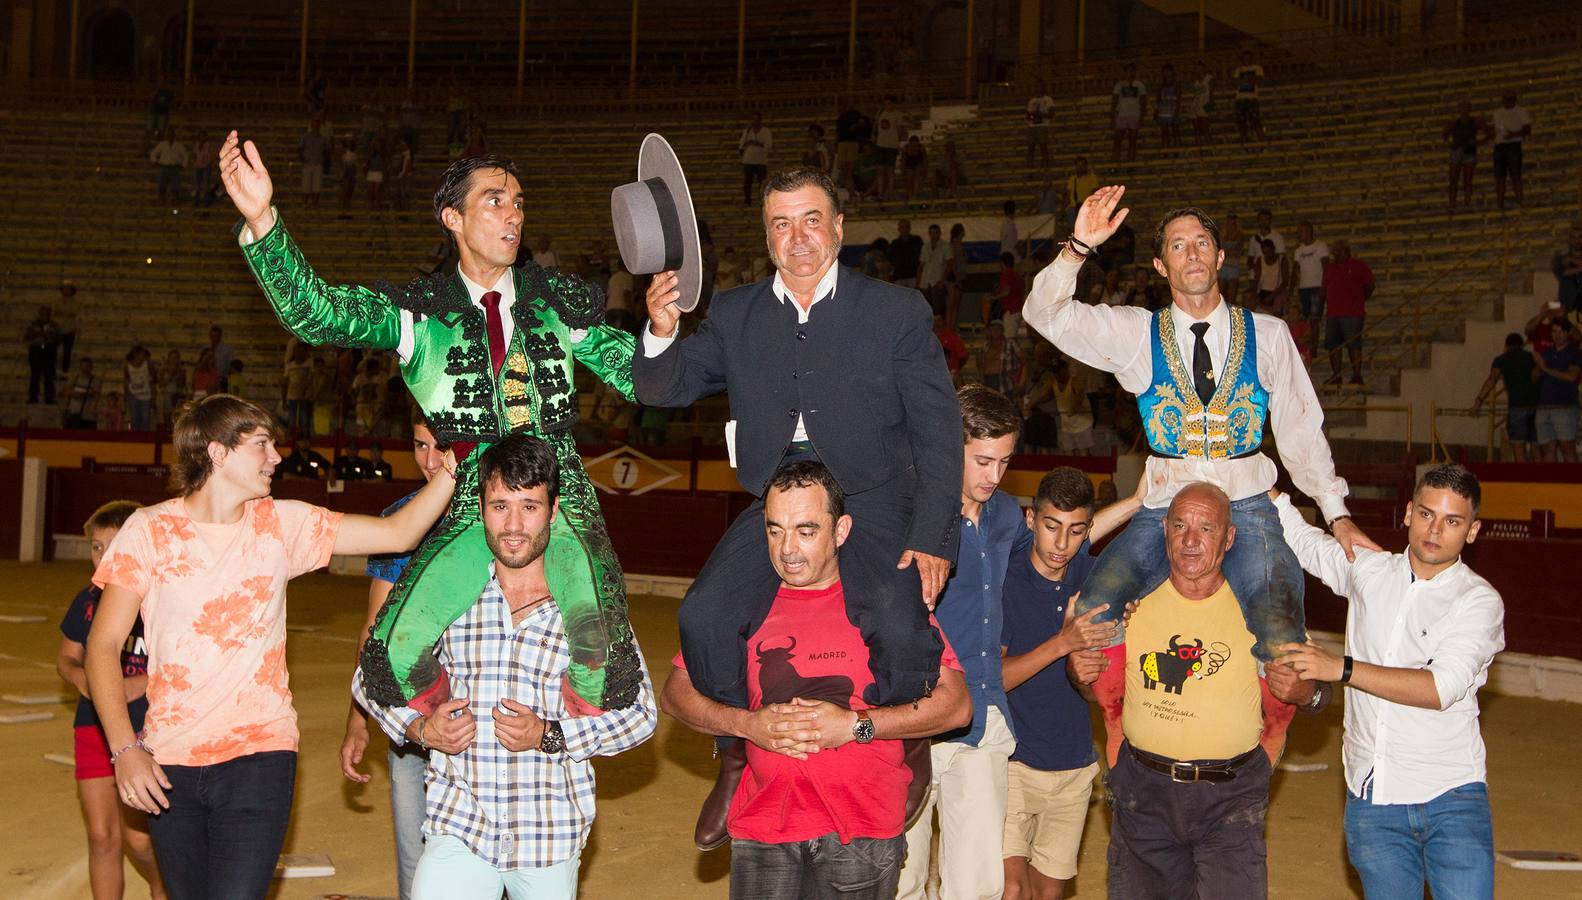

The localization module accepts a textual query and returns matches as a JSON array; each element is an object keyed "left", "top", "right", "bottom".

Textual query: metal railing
[
  {"left": 1430, "top": 401, "right": 1508, "bottom": 463},
  {"left": 1324, "top": 402, "right": 1414, "bottom": 453}
]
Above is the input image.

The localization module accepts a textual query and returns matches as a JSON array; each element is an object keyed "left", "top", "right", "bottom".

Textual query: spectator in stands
[
  {"left": 945, "top": 222, "right": 967, "bottom": 326},
  {"left": 920, "top": 223, "right": 950, "bottom": 314},
  {"left": 378, "top": 368, "right": 410, "bottom": 438},
  {"left": 933, "top": 134, "right": 963, "bottom": 198},
  {"left": 901, "top": 135, "right": 928, "bottom": 201},
  {"left": 716, "top": 246, "right": 744, "bottom": 292},
  {"left": 352, "top": 356, "right": 387, "bottom": 435},
  {"left": 227, "top": 360, "right": 248, "bottom": 400},
  {"left": 873, "top": 96, "right": 903, "bottom": 200},
  {"left": 935, "top": 313, "right": 969, "bottom": 383},
  {"left": 191, "top": 133, "right": 219, "bottom": 207},
  {"left": 1533, "top": 320, "right": 1580, "bottom": 462},
  {"left": 1111, "top": 64, "right": 1146, "bottom": 162},
  {"left": 862, "top": 238, "right": 893, "bottom": 282},
  {"left": 62, "top": 357, "right": 101, "bottom": 429},
  {"left": 1064, "top": 156, "right": 1099, "bottom": 233},
  {"left": 1000, "top": 199, "right": 1020, "bottom": 262},
  {"left": 310, "top": 355, "right": 338, "bottom": 434},
  {"left": 189, "top": 348, "right": 220, "bottom": 399},
  {"left": 365, "top": 137, "right": 387, "bottom": 210},
  {"left": 1442, "top": 100, "right": 1490, "bottom": 212},
  {"left": 338, "top": 136, "right": 361, "bottom": 213},
  {"left": 801, "top": 123, "right": 831, "bottom": 172},
  {"left": 1524, "top": 302, "right": 1568, "bottom": 355},
  {"left": 1027, "top": 82, "right": 1056, "bottom": 170},
  {"left": 1246, "top": 208, "right": 1285, "bottom": 272},
  {"left": 334, "top": 439, "right": 368, "bottom": 482},
  {"left": 149, "top": 127, "right": 188, "bottom": 206},
  {"left": 398, "top": 97, "right": 421, "bottom": 152},
  {"left": 1252, "top": 238, "right": 1291, "bottom": 316},
  {"left": 123, "top": 346, "right": 155, "bottom": 431},
  {"left": 1097, "top": 221, "right": 1137, "bottom": 273},
  {"left": 1122, "top": 267, "right": 1161, "bottom": 310},
  {"left": 1285, "top": 299, "right": 1314, "bottom": 369},
  {"left": 305, "top": 69, "right": 327, "bottom": 114},
  {"left": 1154, "top": 63, "right": 1182, "bottom": 148},
  {"left": 392, "top": 138, "right": 414, "bottom": 210},
  {"left": 1190, "top": 60, "right": 1214, "bottom": 144},
  {"left": 1555, "top": 223, "right": 1582, "bottom": 312},
  {"left": 532, "top": 235, "right": 561, "bottom": 269},
  {"left": 1490, "top": 90, "right": 1531, "bottom": 210},
  {"left": 99, "top": 391, "right": 125, "bottom": 431},
  {"left": 299, "top": 120, "right": 329, "bottom": 208},
  {"left": 1219, "top": 212, "right": 1245, "bottom": 304},
  {"left": 1472, "top": 333, "right": 1539, "bottom": 462},
  {"left": 283, "top": 343, "right": 315, "bottom": 436},
  {"left": 834, "top": 105, "right": 870, "bottom": 190},
  {"left": 158, "top": 350, "right": 186, "bottom": 426},
  {"left": 1322, "top": 239, "right": 1374, "bottom": 386},
  {"left": 1232, "top": 51, "right": 1266, "bottom": 141},
  {"left": 738, "top": 112, "right": 773, "bottom": 206},
  {"left": 890, "top": 219, "right": 924, "bottom": 288},
  {"left": 147, "top": 83, "right": 174, "bottom": 136},
  {"left": 1100, "top": 269, "right": 1126, "bottom": 307},
  {"left": 1292, "top": 221, "right": 1331, "bottom": 353},
  {"left": 606, "top": 256, "right": 637, "bottom": 332},
  {"left": 207, "top": 326, "right": 234, "bottom": 390},
  {"left": 1033, "top": 176, "right": 1061, "bottom": 215},
  {"left": 446, "top": 87, "right": 469, "bottom": 149},
  {"left": 280, "top": 435, "right": 331, "bottom": 481},
  {"left": 988, "top": 252, "right": 1027, "bottom": 334},
  {"left": 460, "top": 116, "right": 489, "bottom": 160}
]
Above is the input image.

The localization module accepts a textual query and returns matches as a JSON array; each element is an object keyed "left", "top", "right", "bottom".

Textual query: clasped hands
[{"left": 744, "top": 698, "right": 857, "bottom": 761}]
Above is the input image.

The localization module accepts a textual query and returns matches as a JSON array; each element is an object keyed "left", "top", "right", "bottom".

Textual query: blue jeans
[
  {"left": 1298, "top": 286, "right": 1324, "bottom": 321},
  {"left": 1074, "top": 494, "right": 1304, "bottom": 662},
  {"left": 145, "top": 750, "right": 296, "bottom": 900},
  {"left": 1344, "top": 782, "right": 1494, "bottom": 900},
  {"left": 412, "top": 833, "right": 579, "bottom": 899},
  {"left": 390, "top": 743, "right": 429, "bottom": 900},
  {"left": 730, "top": 833, "right": 906, "bottom": 900}
]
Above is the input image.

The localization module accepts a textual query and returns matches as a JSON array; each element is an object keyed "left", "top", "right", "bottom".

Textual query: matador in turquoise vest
[{"left": 222, "top": 141, "right": 640, "bottom": 711}]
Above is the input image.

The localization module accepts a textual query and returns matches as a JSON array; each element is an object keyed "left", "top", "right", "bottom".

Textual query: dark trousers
[
  {"left": 1106, "top": 742, "right": 1271, "bottom": 900},
  {"left": 27, "top": 346, "right": 56, "bottom": 403},
  {"left": 730, "top": 833, "right": 905, "bottom": 900},
  {"left": 678, "top": 469, "right": 943, "bottom": 710},
  {"left": 743, "top": 163, "right": 768, "bottom": 203},
  {"left": 58, "top": 331, "right": 76, "bottom": 372},
  {"left": 146, "top": 750, "right": 297, "bottom": 900}
]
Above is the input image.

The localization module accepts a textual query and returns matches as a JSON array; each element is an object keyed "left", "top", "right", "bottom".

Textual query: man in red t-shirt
[
  {"left": 662, "top": 460, "right": 970, "bottom": 899},
  {"left": 988, "top": 251, "right": 1029, "bottom": 335},
  {"left": 1320, "top": 239, "right": 1374, "bottom": 386}
]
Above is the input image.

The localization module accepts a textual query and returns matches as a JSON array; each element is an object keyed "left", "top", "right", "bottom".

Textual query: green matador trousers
[{"left": 240, "top": 212, "right": 640, "bottom": 711}]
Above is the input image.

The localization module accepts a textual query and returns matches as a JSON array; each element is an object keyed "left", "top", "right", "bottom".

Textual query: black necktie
[{"left": 1190, "top": 321, "right": 1215, "bottom": 406}]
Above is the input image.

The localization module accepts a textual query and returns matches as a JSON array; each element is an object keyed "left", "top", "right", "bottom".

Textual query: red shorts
[{"left": 74, "top": 725, "right": 115, "bottom": 781}]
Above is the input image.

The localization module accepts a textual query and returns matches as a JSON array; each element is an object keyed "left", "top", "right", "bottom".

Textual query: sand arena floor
[{"left": 2, "top": 560, "right": 1580, "bottom": 899}]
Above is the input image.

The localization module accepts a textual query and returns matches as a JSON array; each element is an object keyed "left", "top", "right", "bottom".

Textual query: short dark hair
[
  {"left": 959, "top": 383, "right": 1021, "bottom": 442},
  {"left": 762, "top": 167, "right": 841, "bottom": 215},
  {"left": 478, "top": 432, "right": 560, "bottom": 503},
  {"left": 768, "top": 460, "right": 845, "bottom": 521},
  {"left": 1415, "top": 463, "right": 1481, "bottom": 515},
  {"left": 433, "top": 154, "right": 520, "bottom": 242},
  {"left": 1153, "top": 207, "right": 1222, "bottom": 259},
  {"left": 1035, "top": 467, "right": 1095, "bottom": 514},
  {"left": 83, "top": 499, "right": 140, "bottom": 536},
  {"left": 1000, "top": 251, "right": 1016, "bottom": 267},
  {"left": 170, "top": 394, "right": 279, "bottom": 495},
  {"left": 1504, "top": 332, "right": 1524, "bottom": 348}
]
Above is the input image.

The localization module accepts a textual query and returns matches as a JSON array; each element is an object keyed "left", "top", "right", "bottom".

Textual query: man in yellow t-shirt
[{"left": 1071, "top": 482, "right": 1317, "bottom": 900}]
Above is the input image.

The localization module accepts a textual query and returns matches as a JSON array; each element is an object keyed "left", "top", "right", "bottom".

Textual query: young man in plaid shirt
[{"left": 355, "top": 433, "right": 658, "bottom": 898}]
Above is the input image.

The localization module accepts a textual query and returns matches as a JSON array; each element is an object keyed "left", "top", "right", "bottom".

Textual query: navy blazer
[{"left": 633, "top": 266, "right": 962, "bottom": 558}]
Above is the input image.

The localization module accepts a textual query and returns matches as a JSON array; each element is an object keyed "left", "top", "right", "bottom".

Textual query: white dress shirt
[
  {"left": 1024, "top": 254, "right": 1351, "bottom": 520},
  {"left": 1275, "top": 495, "right": 1505, "bottom": 805},
  {"left": 642, "top": 262, "right": 838, "bottom": 444}
]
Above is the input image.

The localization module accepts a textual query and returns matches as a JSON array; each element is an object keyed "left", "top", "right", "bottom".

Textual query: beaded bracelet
[{"left": 109, "top": 738, "right": 150, "bottom": 765}]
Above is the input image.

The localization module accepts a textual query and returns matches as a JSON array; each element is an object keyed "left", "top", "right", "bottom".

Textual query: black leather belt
[{"left": 1128, "top": 743, "right": 1260, "bottom": 784}]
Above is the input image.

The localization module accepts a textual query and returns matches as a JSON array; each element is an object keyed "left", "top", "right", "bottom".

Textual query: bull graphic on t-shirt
[
  {"left": 1139, "top": 634, "right": 1207, "bottom": 695},
  {"left": 755, "top": 637, "right": 854, "bottom": 707}
]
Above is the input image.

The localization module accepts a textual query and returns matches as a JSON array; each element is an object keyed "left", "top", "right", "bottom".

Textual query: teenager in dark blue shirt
[{"left": 1001, "top": 468, "right": 1139, "bottom": 900}]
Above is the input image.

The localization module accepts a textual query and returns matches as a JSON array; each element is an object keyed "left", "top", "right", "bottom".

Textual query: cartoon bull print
[
  {"left": 755, "top": 636, "right": 855, "bottom": 707},
  {"left": 1139, "top": 635, "right": 1206, "bottom": 695}
]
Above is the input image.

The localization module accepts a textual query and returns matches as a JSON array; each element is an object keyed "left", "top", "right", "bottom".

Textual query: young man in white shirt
[
  {"left": 1490, "top": 90, "right": 1532, "bottom": 210},
  {"left": 1291, "top": 221, "right": 1330, "bottom": 353},
  {"left": 1110, "top": 64, "right": 1146, "bottom": 162},
  {"left": 1027, "top": 86, "right": 1056, "bottom": 170},
  {"left": 738, "top": 112, "right": 773, "bottom": 206},
  {"left": 1273, "top": 463, "right": 1503, "bottom": 900}
]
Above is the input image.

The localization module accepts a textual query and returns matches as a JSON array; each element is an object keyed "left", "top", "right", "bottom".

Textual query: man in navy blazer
[{"left": 635, "top": 167, "right": 962, "bottom": 710}]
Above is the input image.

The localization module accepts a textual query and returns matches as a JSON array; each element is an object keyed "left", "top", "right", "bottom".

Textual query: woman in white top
[{"left": 1252, "top": 238, "right": 1290, "bottom": 316}]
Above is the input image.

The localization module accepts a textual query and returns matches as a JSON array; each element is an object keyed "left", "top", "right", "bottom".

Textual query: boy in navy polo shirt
[{"left": 1001, "top": 468, "right": 1139, "bottom": 899}]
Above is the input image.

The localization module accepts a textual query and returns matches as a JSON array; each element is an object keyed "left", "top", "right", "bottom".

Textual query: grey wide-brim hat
[{"left": 611, "top": 134, "right": 703, "bottom": 312}]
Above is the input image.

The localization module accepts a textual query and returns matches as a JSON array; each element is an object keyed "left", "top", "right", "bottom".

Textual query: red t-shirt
[
  {"left": 1322, "top": 257, "right": 1373, "bottom": 319},
  {"left": 999, "top": 268, "right": 1027, "bottom": 314},
  {"left": 936, "top": 328, "right": 968, "bottom": 371},
  {"left": 674, "top": 582, "right": 960, "bottom": 844}
]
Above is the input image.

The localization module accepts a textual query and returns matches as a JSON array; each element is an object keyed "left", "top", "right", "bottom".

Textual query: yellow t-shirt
[{"left": 1123, "top": 579, "right": 1261, "bottom": 761}]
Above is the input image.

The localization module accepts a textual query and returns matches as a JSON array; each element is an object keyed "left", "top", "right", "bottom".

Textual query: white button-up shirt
[
  {"left": 1024, "top": 254, "right": 1351, "bottom": 521},
  {"left": 1275, "top": 495, "right": 1505, "bottom": 805}
]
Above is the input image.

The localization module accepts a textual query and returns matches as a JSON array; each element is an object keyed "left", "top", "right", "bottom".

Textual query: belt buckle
[{"left": 1169, "top": 762, "right": 1200, "bottom": 784}]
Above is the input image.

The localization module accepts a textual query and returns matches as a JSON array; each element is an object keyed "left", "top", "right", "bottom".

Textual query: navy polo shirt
[
  {"left": 1001, "top": 545, "right": 1098, "bottom": 771},
  {"left": 934, "top": 490, "right": 1030, "bottom": 746}
]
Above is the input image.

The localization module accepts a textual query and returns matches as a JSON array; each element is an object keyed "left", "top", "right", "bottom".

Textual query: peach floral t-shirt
[{"left": 94, "top": 497, "right": 341, "bottom": 766}]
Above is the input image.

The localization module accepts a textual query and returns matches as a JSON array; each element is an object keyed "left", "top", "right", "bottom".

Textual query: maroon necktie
[{"left": 482, "top": 290, "right": 507, "bottom": 378}]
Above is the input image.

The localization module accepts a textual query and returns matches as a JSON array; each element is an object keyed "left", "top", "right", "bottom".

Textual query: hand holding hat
[{"left": 612, "top": 134, "right": 703, "bottom": 327}]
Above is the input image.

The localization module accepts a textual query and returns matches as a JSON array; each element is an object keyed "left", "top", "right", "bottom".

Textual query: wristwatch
[
  {"left": 851, "top": 709, "right": 875, "bottom": 744},
  {"left": 540, "top": 719, "right": 565, "bottom": 754}
]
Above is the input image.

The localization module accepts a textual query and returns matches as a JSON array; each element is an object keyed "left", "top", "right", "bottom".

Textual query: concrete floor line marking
[{"left": 0, "top": 652, "right": 56, "bottom": 670}]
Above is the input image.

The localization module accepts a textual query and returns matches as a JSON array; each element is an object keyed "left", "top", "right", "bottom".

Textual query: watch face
[{"left": 853, "top": 715, "right": 876, "bottom": 744}]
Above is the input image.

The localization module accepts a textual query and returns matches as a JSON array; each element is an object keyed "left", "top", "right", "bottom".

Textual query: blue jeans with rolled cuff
[{"left": 1073, "top": 493, "right": 1305, "bottom": 662}]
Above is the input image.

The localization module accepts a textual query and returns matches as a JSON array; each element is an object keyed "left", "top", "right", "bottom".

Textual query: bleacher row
[{"left": 1, "top": 47, "right": 1576, "bottom": 431}]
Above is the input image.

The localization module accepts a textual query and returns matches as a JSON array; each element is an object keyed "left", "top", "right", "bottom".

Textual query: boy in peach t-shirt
[{"left": 85, "top": 394, "right": 456, "bottom": 900}]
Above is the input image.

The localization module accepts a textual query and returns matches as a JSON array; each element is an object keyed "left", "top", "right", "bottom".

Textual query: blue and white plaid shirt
[{"left": 353, "top": 565, "right": 657, "bottom": 870}]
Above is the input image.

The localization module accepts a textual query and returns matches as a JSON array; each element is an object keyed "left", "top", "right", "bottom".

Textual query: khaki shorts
[{"left": 1002, "top": 759, "right": 1100, "bottom": 881}]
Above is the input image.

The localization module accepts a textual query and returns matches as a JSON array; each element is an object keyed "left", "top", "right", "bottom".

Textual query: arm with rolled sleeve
[
  {"left": 1021, "top": 254, "right": 1151, "bottom": 388},
  {"left": 351, "top": 668, "right": 422, "bottom": 744},
  {"left": 558, "top": 655, "right": 659, "bottom": 763},
  {"left": 1262, "top": 317, "right": 1351, "bottom": 522},
  {"left": 893, "top": 299, "right": 965, "bottom": 556},
  {"left": 632, "top": 315, "right": 729, "bottom": 408},
  {"left": 1425, "top": 588, "right": 1505, "bottom": 710},
  {"left": 1273, "top": 493, "right": 1354, "bottom": 597}
]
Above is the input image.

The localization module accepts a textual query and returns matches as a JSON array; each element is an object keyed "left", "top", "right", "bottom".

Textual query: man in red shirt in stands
[
  {"left": 1321, "top": 239, "right": 1374, "bottom": 386},
  {"left": 661, "top": 460, "right": 971, "bottom": 899}
]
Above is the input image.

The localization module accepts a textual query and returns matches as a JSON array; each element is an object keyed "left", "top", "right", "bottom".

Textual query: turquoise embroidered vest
[{"left": 1137, "top": 306, "right": 1268, "bottom": 459}]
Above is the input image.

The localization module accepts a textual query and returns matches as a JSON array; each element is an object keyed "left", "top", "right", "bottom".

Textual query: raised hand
[
  {"left": 1071, "top": 185, "right": 1130, "bottom": 250},
  {"left": 644, "top": 270, "right": 683, "bottom": 339},
  {"left": 219, "top": 130, "right": 276, "bottom": 236}
]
